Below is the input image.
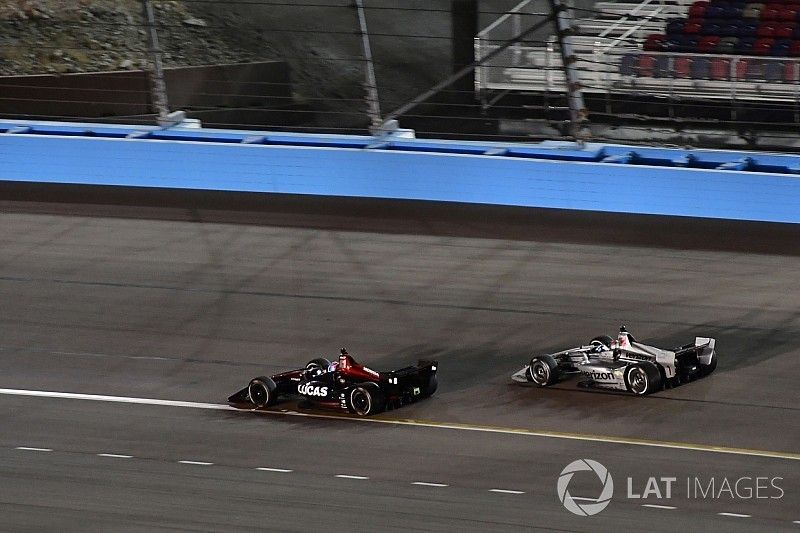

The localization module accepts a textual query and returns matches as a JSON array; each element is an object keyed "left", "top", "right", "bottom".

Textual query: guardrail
[{"left": 1, "top": 120, "right": 799, "bottom": 223}]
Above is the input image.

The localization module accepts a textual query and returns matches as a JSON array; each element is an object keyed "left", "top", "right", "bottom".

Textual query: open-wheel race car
[
  {"left": 229, "top": 349, "right": 438, "bottom": 416},
  {"left": 512, "top": 326, "right": 717, "bottom": 395}
]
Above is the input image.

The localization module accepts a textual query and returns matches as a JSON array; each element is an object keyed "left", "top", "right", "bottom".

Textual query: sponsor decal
[
  {"left": 583, "top": 371, "right": 616, "bottom": 381},
  {"left": 620, "top": 353, "right": 653, "bottom": 362},
  {"left": 297, "top": 383, "right": 329, "bottom": 397},
  {"left": 362, "top": 366, "right": 380, "bottom": 378}
]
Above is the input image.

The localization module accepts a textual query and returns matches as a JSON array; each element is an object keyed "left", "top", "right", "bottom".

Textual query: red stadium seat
[
  {"left": 711, "top": 57, "right": 731, "bottom": 79},
  {"left": 638, "top": 54, "right": 656, "bottom": 76},
  {"left": 784, "top": 61, "right": 799, "bottom": 80},
  {"left": 758, "top": 23, "right": 778, "bottom": 37},
  {"left": 689, "top": 1, "right": 709, "bottom": 18},
  {"left": 735, "top": 58, "right": 749, "bottom": 79},
  {"left": 644, "top": 33, "right": 667, "bottom": 51},
  {"left": 684, "top": 20, "right": 703, "bottom": 34},
  {"left": 761, "top": 4, "right": 781, "bottom": 19},
  {"left": 779, "top": 7, "right": 798, "bottom": 20},
  {"left": 790, "top": 40, "right": 800, "bottom": 55},
  {"left": 674, "top": 57, "right": 692, "bottom": 77},
  {"left": 754, "top": 37, "right": 776, "bottom": 53},
  {"left": 699, "top": 35, "right": 722, "bottom": 52},
  {"left": 775, "top": 22, "right": 796, "bottom": 37}
]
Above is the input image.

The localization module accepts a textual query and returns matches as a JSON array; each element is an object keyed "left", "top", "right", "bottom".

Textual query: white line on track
[
  {"left": 412, "top": 482, "right": 449, "bottom": 487},
  {"left": 642, "top": 504, "right": 677, "bottom": 510},
  {"left": 1, "top": 387, "right": 797, "bottom": 461},
  {"left": 489, "top": 489, "right": 525, "bottom": 494},
  {"left": 15, "top": 446, "right": 52, "bottom": 452},
  {"left": 569, "top": 496, "right": 600, "bottom": 502},
  {"left": 335, "top": 474, "right": 369, "bottom": 480},
  {"left": 97, "top": 453, "right": 132, "bottom": 459},
  {"left": 178, "top": 460, "right": 213, "bottom": 466},
  {"left": 793, "top": 520, "right": 800, "bottom": 524},
  {"left": 256, "top": 467, "right": 293, "bottom": 473},
  {"left": 718, "top": 512, "right": 751, "bottom": 518}
]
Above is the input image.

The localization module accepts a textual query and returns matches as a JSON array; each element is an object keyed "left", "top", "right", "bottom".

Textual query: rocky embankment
[{"left": 0, "top": 0, "right": 277, "bottom": 75}]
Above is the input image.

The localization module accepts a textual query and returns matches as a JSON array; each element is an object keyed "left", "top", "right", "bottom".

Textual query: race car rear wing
[
  {"left": 383, "top": 360, "right": 437, "bottom": 387},
  {"left": 674, "top": 337, "right": 716, "bottom": 365}
]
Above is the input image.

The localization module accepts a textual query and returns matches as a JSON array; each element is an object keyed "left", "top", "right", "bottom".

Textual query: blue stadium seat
[
  {"left": 736, "top": 36, "right": 756, "bottom": 52},
  {"left": 692, "top": 57, "right": 711, "bottom": 77},
  {"left": 707, "top": 4, "right": 727, "bottom": 18},
  {"left": 764, "top": 60, "right": 784, "bottom": 79},
  {"left": 654, "top": 55, "right": 671, "bottom": 77},
  {"left": 740, "top": 22, "right": 759, "bottom": 37},
  {"left": 723, "top": 5, "right": 743, "bottom": 18},
  {"left": 667, "top": 19, "right": 686, "bottom": 35},
  {"left": 721, "top": 23, "right": 741, "bottom": 36},
  {"left": 772, "top": 37, "right": 792, "bottom": 54},
  {"left": 620, "top": 53, "right": 638, "bottom": 75}
]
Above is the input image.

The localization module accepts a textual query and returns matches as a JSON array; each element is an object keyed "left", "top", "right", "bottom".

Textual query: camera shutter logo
[{"left": 557, "top": 459, "right": 614, "bottom": 516}]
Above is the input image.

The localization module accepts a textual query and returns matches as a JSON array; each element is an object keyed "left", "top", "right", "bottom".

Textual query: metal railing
[{"left": 476, "top": 35, "right": 800, "bottom": 103}]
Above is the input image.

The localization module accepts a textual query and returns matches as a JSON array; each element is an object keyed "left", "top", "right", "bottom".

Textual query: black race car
[{"left": 229, "top": 349, "right": 438, "bottom": 416}]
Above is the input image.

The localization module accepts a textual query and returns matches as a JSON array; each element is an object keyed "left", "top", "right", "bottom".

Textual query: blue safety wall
[{"left": 1, "top": 120, "right": 799, "bottom": 223}]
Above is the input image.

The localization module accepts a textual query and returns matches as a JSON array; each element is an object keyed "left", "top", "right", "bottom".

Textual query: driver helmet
[{"left": 327, "top": 361, "right": 338, "bottom": 372}]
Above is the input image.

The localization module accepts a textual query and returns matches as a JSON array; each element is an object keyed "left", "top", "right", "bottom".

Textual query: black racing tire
[
  {"left": 527, "top": 355, "right": 560, "bottom": 387},
  {"left": 590, "top": 335, "right": 615, "bottom": 349},
  {"left": 248, "top": 376, "right": 278, "bottom": 407},
  {"left": 625, "top": 362, "right": 663, "bottom": 395},
  {"left": 420, "top": 373, "right": 438, "bottom": 398},
  {"left": 699, "top": 351, "right": 717, "bottom": 377},
  {"left": 306, "top": 358, "right": 331, "bottom": 371},
  {"left": 347, "top": 382, "right": 385, "bottom": 416}
]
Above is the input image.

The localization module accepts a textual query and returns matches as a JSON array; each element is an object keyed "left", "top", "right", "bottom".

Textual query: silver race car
[{"left": 512, "top": 326, "right": 717, "bottom": 395}]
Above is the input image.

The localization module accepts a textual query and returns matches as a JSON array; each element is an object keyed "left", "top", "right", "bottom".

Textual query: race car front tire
[
  {"left": 348, "top": 383, "right": 385, "bottom": 416},
  {"left": 527, "top": 355, "right": 560, "bottom": 386},
  {"left": 248, "top": 376, "right": 278, "bottom": 407},
  {"left": 625, "top": 363, "right": 662, "bottom": 395}
]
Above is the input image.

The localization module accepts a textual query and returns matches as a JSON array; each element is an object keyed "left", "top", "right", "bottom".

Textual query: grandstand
[{"left": 475, "top": 0, "right": 800, "bottom": 106}]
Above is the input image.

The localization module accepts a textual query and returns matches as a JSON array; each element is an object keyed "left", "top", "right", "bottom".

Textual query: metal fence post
[
  {"left": 141, "top": 0, "right": 170, "bottom": 123},
  {"left": 548, "top": 0, "right": 589, "bottom": 143},
  {"left": 354, "top": 0, "right": 382, "bottom": 130}
]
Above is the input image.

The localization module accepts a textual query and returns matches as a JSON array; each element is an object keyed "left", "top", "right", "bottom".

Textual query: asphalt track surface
[{"left": 1, "top": 187, "right": 799, "bottom": 532}]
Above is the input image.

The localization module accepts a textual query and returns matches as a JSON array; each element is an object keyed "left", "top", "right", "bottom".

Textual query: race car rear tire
[
  {"left": 306, "top": 358, "right": 332, "bottom": 371},
  {"left": 699, "top": 351, "right": 717, "bottom": 377},
  {"left": 625, "top": 363, "right": 662, "bottom": 395},
  {"left": 590, "top": 335, "right": 615, "bottom": 349},
  {"left": 248, "top": 376, "right": 278, "bottom": 407},
  {"left": 420, "top": 373, "right": 438, "bottom": 398},
  {"left": 527, "top": 355, "right": 560, "bottom": 386},
  {"left": 348, "top": 383, "right": 385, "bottom": 416}
]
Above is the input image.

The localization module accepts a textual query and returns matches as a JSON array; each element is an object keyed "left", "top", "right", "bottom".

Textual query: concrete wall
[{"left": 1, "top": 120, "right": 799, "bottom": 224}]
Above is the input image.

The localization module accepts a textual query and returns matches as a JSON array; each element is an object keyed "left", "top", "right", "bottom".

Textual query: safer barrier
[{"left": 1, "top": 120, "right": 799, "bottom": 223}]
